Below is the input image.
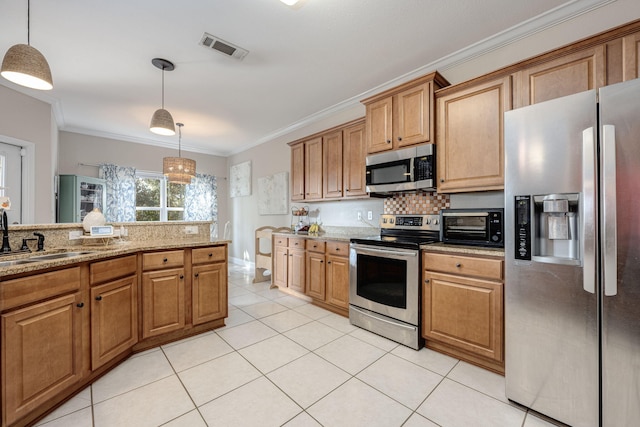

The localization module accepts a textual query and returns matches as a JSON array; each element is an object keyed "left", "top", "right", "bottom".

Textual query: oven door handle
[{"left": 350, "top": 244, "right": 418, "bottom": 257}]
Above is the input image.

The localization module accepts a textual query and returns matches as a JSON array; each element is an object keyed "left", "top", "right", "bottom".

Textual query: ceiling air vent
[{"left": 199, "top": 33, "right": 249, "bottom": 60}]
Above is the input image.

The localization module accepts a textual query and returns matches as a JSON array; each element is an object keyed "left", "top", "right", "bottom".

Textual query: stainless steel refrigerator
[{"left": 504, "top": 78, "right": 640, "bottom": 427}]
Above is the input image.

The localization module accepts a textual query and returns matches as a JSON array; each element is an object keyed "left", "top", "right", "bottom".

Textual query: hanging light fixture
[
  {"left": 1, "top": 0, "right": 53, "bottom": 90},
  {"left": 163, "top": 123, "right": 196, "bottom": 184},
  {"left": 149, "top": 58, "right": 175, "bottom": 136}
]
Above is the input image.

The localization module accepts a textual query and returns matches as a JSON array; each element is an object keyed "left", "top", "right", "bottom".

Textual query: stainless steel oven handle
[
  {"left": 350, "top": 306, "right": 417, "bottom": 331},
  {"left": 350, "top": 244, "right": 418, "bottom": 257}
]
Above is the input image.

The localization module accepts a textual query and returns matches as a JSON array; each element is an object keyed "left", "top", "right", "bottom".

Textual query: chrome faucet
[{"left": 1, "top": 210, "right": 10, "bottom": 253}]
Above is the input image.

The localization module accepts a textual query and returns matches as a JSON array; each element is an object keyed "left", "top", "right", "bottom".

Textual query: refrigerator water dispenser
[{"left": 534, "top": 194, "right": 580, "bottom": 263}]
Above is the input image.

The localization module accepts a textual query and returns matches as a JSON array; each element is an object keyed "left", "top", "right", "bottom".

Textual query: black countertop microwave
[
  {"left": 440, "top": 208, "right": 504, "bottom": 248},
  {"left": 365, "top": 144, "right": 435, "bottom": 194}
]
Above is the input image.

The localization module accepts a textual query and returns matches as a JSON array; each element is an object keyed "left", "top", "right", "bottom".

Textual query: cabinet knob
[
  {"left": 163, "top": 258, "right": 168, "bottom": 263},
  {"left": 397, "top": 137, "right": 402, "bottom": 141},
  {"left": 440, "top": 179, "right": 444, "bottom": 183},
  {"left": 327, "top": 261, "right": 332, "bottom": 264},
  {"left": 335, "top": 248, "right": 340, "bottom": 251},
  {"left": 320, "top": 260, "right": 324, "bottom": 263},
  {"left": 208, "top": 253, "right": 213, "bottom": 257},
  {"left": 425, "top": 279, "right": 430, "bottom": 284},
  {"left": 95, "top": 296, "right": 102, "bottom": 301},
  {"left": 386, "top": 140, "right": 391, "bottom": 144},
  {"left": 345, "top": 189, "right": 349, "bottom": 192},
  {"left": 456, "top": 263, "right": 461, "bottom": 268},
  {"left": 195, "top": 273, "right": 199, "bottom": 278},
  {"left": 180, "top": 275, "right": 184, "bottom": 279},
  {"left": 76, "top": 302, "right": 85, "bottom": 308}
]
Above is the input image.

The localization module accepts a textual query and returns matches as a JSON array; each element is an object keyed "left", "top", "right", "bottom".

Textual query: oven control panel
[{"left": 380, "top": 214, "right": 440, "bottom": 231}]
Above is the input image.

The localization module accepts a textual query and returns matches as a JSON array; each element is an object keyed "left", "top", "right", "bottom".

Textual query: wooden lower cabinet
[
  {"left": 306, "top": 250, "right": 326, "bottom": 300},
  {"left": 192, "top": 246, "right": 228, "bottom": 326},
  {"left": 422, "top": 251, "right": 504, "bottom": 374},
  {"left": 287, "top": 248, "right": 306, "bottom": 293},
  {"left": 91, "top": 275, "right": 138, "bottom": 370},
  {"left": 1, "top": 293, "right": 83, "bottom": 427},
  {"left": 142, "top": 267, "right": 186, "bottom": 339},
  {"left": 325, "top": 253, "right": 349, "bottom": 310}
]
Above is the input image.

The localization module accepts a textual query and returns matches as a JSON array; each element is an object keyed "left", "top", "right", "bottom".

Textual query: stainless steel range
[{"left": 349, "top": 214, "right": 440, "bottom": 349}]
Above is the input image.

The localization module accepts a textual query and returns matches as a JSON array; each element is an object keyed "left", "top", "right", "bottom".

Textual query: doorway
[{"left": 0, "top": 141, "right": 23, "bottom": 224}]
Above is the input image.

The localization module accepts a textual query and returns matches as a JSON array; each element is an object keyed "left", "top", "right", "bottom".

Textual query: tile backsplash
[{"left": 383, "top": 191, "right": 450, "bottom": 215}]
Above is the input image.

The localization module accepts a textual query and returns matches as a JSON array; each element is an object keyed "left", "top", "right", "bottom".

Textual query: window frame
[{"left": 135, "top": 171, "right": 185, "bottom": 222}]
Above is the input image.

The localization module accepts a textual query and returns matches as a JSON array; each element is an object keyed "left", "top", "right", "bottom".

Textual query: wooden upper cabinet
[
  {"left": 304, "top": 137, "right": 323, "bottom": 201},
  {"left": 436, "top": 75, "right": 511, "bottom": 193},
  {"left": 363, "top": 72, "right": 449, "bottom": 154},
  {"left": 342, "top": 120, "right": 367, "bottom": 197},
  {"left": 290, "top": 142, "right": 305, "bottom": 201},
  {"left": 323, "top": 130, "right": 343, "bottom": 199},
  {"left": 623, "top": 31, "right": 640, "bottom": 80},
  {"left": 515, "top": 45, "right": 605, "bottom": 108}
]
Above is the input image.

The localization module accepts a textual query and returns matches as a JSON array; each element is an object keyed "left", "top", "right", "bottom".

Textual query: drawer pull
[
  {"left": 180, "top": 275, "right": 184, "bottom": 279},
  {"left": 77, "top": 302, "right": 85, "bottom": 308},
  {"left": 327, "top": 261, "right": 332, "bottom": 264},
  {"left": 95, "top": 296, "right": 102, "bottom": 301},
  {"left": 208, "top": 253, "right": 213, "bottom": 257},
  {"left": 195, "top": 273, "right": 199, "bottom": 278},
  {"left": 456, "top": 263, "right": 461, "bottom": 268},
  {"left": 163, "top": 258, "right": 168, "bottom": 263}
]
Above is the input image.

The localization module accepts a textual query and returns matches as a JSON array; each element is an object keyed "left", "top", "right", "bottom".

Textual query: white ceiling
[{"left": 0, "top": 0, "right": 628, "bottom": 156}]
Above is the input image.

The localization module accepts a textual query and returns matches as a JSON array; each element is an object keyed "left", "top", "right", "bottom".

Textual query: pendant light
[
  {"left": 1, "top": 0, "right": 53, "bottom": 90},
  {"left": 149, "top": 58, "right": 175, "bottom": 136},
  {"left": 163, "top": 123, "right": 196, "bottom": 184}
]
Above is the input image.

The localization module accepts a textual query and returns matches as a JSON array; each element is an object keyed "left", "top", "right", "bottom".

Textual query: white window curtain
[
  {"left": 185, "top": 173, "right": 218, "bottom": 222},
  {"left": 99, "top": 164, "right": 137, "bottom": 222}
]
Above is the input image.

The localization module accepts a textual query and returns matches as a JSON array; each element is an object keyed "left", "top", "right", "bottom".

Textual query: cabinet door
[
  {"left": 343, "top": 121, "right": 367, "bottom": 197},
  {"left": 193, "top": 263, "right": 228, "bottom": 325},
  {"left": 2, "top": 293, "right": 83, "bottom": 426},
  {"left": 306, "top": 251, "right": 326, "bottom": 300},
  {"left": 423, "top": 271, "right": 503, "bottom": 362},
  {"left": 91, "top": 275, "right": 138, "bottom": 370},
  {"left": 288, "top": 249, "right": 306, "bottom": 293},
  {"left": 437, "top": 75, "right": 511, "bottom": 193},
  {"left": 273, "top": 245, "right": 289, "bottom": 288},
  {"left": 291, "top": 143, "right": 305, "bottom": 201},
  {"left": 326, "top": 255, "right": 349, "bottom": 310},
  {"left": 395, "top": 81, "right": 433, "bottom": 147},
  {"left": 516, "top": 46, "right": 605, "bottom": 107},
  {"left": 366, "top": 96, "right": 393, "bottom": 153},
  {"left": 623, "top": 31, "right": 640, "bottom": 81},
  {"left": 142, "top": 268, "right": 185, "bottom": 339},
  {"left": 304, "top": 137, "right": 323, "bottom": 200},
  {"left": 323, "top": 130, "right": 343, "bottom": 199}
]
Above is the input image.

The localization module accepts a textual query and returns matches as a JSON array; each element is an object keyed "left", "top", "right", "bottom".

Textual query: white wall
[
  {"left": 0, "top": 85, "right": 55, "bottom": 224},
  {"left": 58, "top": 131, "right": 229, "bottom": 230}
]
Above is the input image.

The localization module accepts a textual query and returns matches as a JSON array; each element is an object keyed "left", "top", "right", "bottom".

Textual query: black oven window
[{"left": 356, "top": 254, "right": 406, "bottom": 309}]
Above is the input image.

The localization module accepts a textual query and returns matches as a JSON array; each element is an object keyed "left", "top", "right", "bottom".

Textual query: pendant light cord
[
  {"left": 161, "top": 67, "right": 165, "bottom": 109},
  {"left": 27, "top": 0, "right": 31, "bottom": 45},
  {"left": 177, "top": 123, "right": 183, "bottom": 158}
]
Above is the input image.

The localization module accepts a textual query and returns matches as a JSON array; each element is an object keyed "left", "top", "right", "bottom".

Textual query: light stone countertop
[
  {"left": 0, "top": 239, "right": 230, "bottom": 279},
  {"left": 422, "top": 242, "right": 505, "bottom": 257}
]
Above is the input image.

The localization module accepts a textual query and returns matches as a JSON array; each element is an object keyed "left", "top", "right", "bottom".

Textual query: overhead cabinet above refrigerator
[{"left": 504, "top": 78, "right": 640, "bottom": 427}]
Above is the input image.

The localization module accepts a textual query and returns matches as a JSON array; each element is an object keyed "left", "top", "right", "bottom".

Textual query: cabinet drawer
[
  {"left": 90, "top": 255, "right": 137, "bottom": 285},
  {"left": 0, "top": 267, "right": 81, "bottom": 311},
  {"left": 423, "top": 252, "right": 503, "bottom": 281},
  {"left": 192, "top": 246, "right": 226, "bottom": 264},
  {"left": 288, "top": 238, "right": 306, "bottom": 249},
  {"left": 307, "top": 240, "right": 325, "bottom": 253},
  {"left": 142, "top": 250, "right": 184, "bottom": 271},
  {"left": 274, "top": 237, "right": 288, "bottom": 247},
  {"left": 326, "top": 241, "right": 349, "bottom": 256}
]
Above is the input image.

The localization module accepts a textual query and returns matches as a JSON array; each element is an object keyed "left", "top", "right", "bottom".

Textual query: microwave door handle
[
  {"left": 582, "top": 127, "right": 596, "bottom": 294},
  {"left": 602, "top": 125, "right": 617, "bottom": 297}
]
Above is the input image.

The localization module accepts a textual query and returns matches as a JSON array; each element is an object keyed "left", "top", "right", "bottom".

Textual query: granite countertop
[
  {"left": 422, "top": 242, "right": 505, "bottom": 257},
  {"left": 273, "top": 231, "right": 367, "bottom": 243},
  {"left": 0, "top": 239, "right": 231, "bottom": 278}
]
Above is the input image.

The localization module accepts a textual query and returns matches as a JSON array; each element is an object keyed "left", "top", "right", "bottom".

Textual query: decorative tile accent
[{"left": 383, "top": 191, "right": 450, "bottom": 214}]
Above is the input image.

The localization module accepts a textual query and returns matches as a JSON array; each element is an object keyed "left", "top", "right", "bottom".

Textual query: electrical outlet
[
  {"left": 367, "top": 211, "right": 373, "bottom": 220},
  {"left": 185, "top": 225, "right": 198, "bottom": 234},
  {"left": 69, "top": 230, "right": 82, "bottom": 240},
  {"left": 357, "top": 211, "right": 362, "bottom": 221}
]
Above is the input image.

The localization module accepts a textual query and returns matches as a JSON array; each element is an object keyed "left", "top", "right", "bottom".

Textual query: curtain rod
[{"left": 77, "top": 163, "right": 226, "bottom": 179}]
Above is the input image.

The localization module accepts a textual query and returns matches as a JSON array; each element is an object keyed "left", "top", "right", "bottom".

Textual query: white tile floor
[{"left": 34, "top": 264, "right": 562, "bottom": 427}]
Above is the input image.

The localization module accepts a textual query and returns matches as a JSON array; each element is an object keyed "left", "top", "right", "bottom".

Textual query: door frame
[{"left": 0, "top": 135, "right": 35, "bottom": 224}]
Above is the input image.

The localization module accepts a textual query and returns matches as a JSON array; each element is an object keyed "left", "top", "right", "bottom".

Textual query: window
[{"left": 135, "top": 172, "right": 185, "bottom": 221}]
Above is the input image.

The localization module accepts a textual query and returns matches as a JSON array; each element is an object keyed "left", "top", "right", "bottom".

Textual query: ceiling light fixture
[
  {"left": 149, "top": 58, "right": 175, "bottom": 136},
  {"left": 280, "top": 0, "right": 300, "bottom": 5},
  {"left": 163, "top": 123, "right": 196, "bottom": 184},
  {"left": 1, "top": 0, "right": 53, "bottom": 90}
]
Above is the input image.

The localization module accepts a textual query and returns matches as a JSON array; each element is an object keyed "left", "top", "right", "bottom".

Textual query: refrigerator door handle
[
  {"left": 602, "top": 124, "right": 618, "bottom": 296},
  {"left": 582, "top": 127, "right": 596, "bottom": 294}
]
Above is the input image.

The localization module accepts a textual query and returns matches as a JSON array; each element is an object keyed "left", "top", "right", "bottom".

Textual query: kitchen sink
[
  {"left": 28, "top": 251, "right": 96, "bottom": 261},
  {"left": 0, "top": 259, "right": 38, "bottom": 267}
]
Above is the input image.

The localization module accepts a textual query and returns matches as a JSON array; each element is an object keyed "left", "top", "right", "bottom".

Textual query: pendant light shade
[
  {"left": 149, "top": 58, "right": 175, "bottom": 136},
  {"left": 163, "top": 123, "right": 196, "bottom": 184},
  {"left": 1, "top": 1, "right": 53, "bottom": 90}
]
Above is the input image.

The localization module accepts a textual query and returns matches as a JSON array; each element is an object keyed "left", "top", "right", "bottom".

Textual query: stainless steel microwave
[
  {"left": 365, "top": 145, "right": 435, "bottom": 194},
  {"left": 440, "top": 208, "right": 504, "bottom": 247}
]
